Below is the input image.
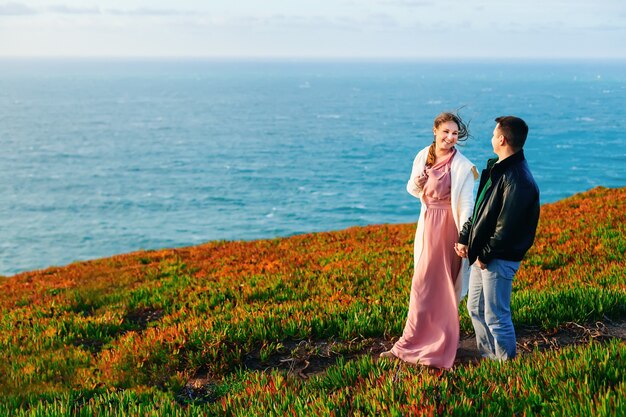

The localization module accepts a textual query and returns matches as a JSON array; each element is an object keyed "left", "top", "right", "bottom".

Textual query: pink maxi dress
[{"left": 391, "top": 149, "right": 462, "bottom": 369}]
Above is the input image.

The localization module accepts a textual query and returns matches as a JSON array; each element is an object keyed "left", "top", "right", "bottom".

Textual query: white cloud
[
  {"left": 0, "top": 0, "right": 624, "bottom": 58},
  {"left": 381, "top": 1, "right": 434, "bottom": 7},
  {"left": 0, "top": 2, "right": 197, "bottom": 17},
  {"left": 45, "top": 5, "right": 100, "bottom": 14},
  {"left": 106, "top": 7, "right": 195, "bottom": 16},
  {"left": 228, "top": 13, "right": 401, "bottom": 33},
  {"left": 0, "top": 2, "right": 36, "bottom": 15}
]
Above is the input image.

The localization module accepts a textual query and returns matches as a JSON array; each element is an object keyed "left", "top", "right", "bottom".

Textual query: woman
[{"left": 380, "top": 112, "right": 477, "bottom": 369}]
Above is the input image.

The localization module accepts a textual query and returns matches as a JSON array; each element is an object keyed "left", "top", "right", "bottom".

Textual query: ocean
[{"left": 1, "top": 59, "right": 624, "bottom": 276}]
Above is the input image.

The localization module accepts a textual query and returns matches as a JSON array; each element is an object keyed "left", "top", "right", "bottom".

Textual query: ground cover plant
[{"left": 0, "top": 186, "right": 624, "bottom": 416}]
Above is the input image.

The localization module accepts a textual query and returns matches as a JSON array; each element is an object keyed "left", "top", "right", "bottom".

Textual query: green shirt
[{"left": 472, "top": 158, "right": 498, "bottom": 222}]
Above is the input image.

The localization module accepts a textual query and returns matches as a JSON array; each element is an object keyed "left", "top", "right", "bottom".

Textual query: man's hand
[
  {"left": 454, "top": 243, "right": 468, "bottom": 258},
  {"left": 475, "top": 258, "right": 487, "bottom": 270}
]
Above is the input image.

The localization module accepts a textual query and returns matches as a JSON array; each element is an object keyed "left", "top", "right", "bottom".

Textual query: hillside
[{"left": 1, "top": 186, "right": 624, "bottom": 416}]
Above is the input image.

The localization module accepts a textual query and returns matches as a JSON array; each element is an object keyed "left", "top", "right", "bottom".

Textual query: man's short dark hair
[{"left": 495, "top": 116, "right": 528, "bottom": 150}]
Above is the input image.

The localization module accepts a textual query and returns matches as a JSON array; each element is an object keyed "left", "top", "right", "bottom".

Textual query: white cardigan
[{"left": 406, "top": 146, "right": 478, "bottom": 303}]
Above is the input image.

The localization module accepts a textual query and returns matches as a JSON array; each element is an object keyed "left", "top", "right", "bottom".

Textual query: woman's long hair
[{"left": 426, "top": 112, "right": 470, "bottom": 167}]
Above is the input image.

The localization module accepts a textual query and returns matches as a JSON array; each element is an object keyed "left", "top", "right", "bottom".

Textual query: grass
[
  {"left": 0, "top": 186, "right": 624, "bottom": 415},
  {"left": 2, "top": 341, "right": 623, "bottom": 416}
]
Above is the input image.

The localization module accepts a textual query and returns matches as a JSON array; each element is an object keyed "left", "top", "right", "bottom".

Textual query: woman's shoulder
[
  {"left": 453, "top": 148, "right": 475, "bottom": 166},
  {"left": 453, "top": 148, "right": 479, "bottom": 179}
]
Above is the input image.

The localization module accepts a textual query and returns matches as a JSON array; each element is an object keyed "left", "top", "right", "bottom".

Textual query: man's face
[{"left": 491, "top": 124, "right": 502, "bottom": 154}]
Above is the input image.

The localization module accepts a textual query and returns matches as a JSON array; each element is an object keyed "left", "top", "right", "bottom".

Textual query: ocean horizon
[{"left": 1, "top": 59, "right": 625, "bottom": 276}]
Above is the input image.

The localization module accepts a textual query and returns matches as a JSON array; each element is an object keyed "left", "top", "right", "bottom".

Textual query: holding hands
[
  {"left": 454, "top": 243, "right": 487, "bottom": 269},
  {"left": 454, "top": 243, "right": 468, "bottom": 258}
]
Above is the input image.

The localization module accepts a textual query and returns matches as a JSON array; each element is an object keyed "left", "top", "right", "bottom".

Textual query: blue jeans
[{"left": 466, "top": 258, "right": 520, "bottom": 360}]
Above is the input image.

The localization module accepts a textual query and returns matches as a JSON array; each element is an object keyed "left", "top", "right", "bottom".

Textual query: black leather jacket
[{"left": 459, "top": 150, "right": 540, "bottom": 265}]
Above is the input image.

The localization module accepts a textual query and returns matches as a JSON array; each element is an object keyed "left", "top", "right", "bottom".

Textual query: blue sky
[{"left": 1, "top": 0, "right": 625, "bottom": 58}]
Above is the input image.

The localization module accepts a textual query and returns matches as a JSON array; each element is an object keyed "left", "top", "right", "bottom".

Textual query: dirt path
[
  {"left": 179, "top": 320, "right": 626, "bottom": 404},
  {"left": 455, "top": 320, "right": 625, "bottom": 365}
]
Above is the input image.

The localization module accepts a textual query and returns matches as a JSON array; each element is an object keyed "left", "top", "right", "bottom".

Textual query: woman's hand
[
  {"left": 414, "top": 170, "right": 428, "bottom": 190},
  {"left": 454, "top": 243, "right": 468, "bottom": 258}
]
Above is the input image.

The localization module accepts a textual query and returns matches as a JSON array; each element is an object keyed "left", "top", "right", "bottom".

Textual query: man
[{"left": 454, "top": 116, "right": 540, "bottom": 360}]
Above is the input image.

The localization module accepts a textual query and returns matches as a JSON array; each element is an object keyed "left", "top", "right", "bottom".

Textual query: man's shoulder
[{"left": 502, "top": 162, "right": 539, "bottom": 192}]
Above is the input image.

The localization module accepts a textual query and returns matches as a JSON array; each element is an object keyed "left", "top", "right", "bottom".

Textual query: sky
[{"left": 0, "top": 0, "right": 625, "bottom": 59}]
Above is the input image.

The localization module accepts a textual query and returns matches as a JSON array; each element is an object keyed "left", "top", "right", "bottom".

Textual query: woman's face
[{"left": 433, "top": 121, "right": 459, "bottom": 152}]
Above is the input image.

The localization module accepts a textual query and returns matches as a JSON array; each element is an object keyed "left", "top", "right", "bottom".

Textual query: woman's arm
[
  {"left": 458, "top": 167, "right": 476, "bottom": 224},
  {"left": 407, "top": 149, "right": 427, "bottom": 198}
]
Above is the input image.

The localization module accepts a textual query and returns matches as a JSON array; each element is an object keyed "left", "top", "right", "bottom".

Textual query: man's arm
[
  {"left": 458, "top": 217, "right": 472, "bottom": 245},
  {"left": 455, "top": 217, "right": 472, "bottom": 258}
]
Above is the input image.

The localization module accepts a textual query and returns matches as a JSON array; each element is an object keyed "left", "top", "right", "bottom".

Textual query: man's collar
[{"left": 488, "top": 150, "right": 525, "bottom": 172}]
